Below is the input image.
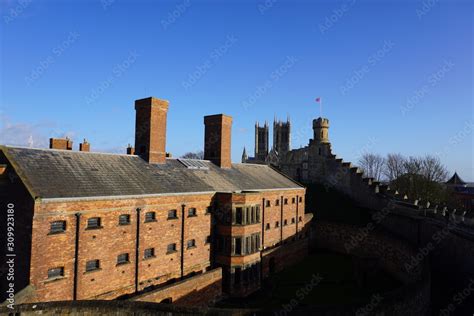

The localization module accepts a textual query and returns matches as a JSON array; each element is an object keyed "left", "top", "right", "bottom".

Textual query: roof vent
[{"left": 177, "top": 159, "right": 209, "bottom": 170}]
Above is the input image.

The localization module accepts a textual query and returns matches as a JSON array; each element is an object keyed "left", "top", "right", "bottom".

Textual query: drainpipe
[
  {"left": 180, "top": 204, "right": 186, "bottom": 279},
  {"left": 280, "top": 196, "right": 284, "bottom": 244},
  {"left": 261, "top": 198, "right": 265, "bottom": 248},
  {"left": 296, "top": 195, "right": 299, "bottom": 236},
  {"left": 135, "top": 207, "right": 141, "bottom": 293},
  {"left": 261, "top": 198, "right": 265, "bottom": 284},
  {"left": 73, "top": 213, "right": 80, "bottom": 300}
]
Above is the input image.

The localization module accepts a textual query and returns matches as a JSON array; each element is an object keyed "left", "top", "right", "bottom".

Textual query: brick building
[{"left": 0, "top": 97, "right": 312, "bottom": 304}]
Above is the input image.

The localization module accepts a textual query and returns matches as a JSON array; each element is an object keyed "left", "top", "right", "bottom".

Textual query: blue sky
[{"left": 1, "top": 0, "right": 472, "bottom": 180}]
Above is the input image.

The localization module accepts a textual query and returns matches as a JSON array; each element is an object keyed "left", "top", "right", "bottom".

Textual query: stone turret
[{"left": 313, "top": 117, "right": 330, "bottom": 144}]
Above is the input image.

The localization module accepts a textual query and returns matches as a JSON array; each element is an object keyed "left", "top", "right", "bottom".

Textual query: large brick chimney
[
  {"left": 204, "top": 114, "right": 232, "bottom": 169},
  {"left": 134, "top": 97, "right": 169, "bottom": 164},
  {"left": 49, "top": 138, "right": 73, "bottom": 150}
]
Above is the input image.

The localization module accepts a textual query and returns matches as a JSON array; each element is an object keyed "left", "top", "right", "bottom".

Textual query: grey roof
[
  {"left": 1, "top": 146, "right": 302, "bottom": 199},
  {"left": 446, "top": 172, "right": 466, "bottom": 185}
]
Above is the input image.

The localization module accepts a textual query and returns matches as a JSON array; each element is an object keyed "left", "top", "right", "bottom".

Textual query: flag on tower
[{"left": 315, "top": 97, "right": 322, "bottom": 117}]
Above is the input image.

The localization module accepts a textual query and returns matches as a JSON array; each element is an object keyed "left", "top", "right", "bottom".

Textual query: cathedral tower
[
  {"left": 255, "top": 122, "right": 269, "bottom": 162},
  {"left": 273, "top": 118, "right": 291, "bottom": 155}
]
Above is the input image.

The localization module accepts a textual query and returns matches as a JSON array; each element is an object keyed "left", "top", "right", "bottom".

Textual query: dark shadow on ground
[{"left": 217, "top": 250, "right": 401, "bottom": 311}]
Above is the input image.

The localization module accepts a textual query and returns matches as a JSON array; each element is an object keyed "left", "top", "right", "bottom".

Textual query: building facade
[
  {"left": 446, "top": 172, "right": 474, "bottom": 211},
  {"left": 0, "top": 97, "right": 311, "bottom": 304}
]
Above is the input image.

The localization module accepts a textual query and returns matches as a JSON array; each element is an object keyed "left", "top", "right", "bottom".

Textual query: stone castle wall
[
  {"left": 131, "top": 268, "right": 222, "bottom": 307},
  {"left": 310, "top": 221, "right": 431, "bottom": 316},
  {"left": 0, "top": 300, "right": 248, "bottom": 316}
]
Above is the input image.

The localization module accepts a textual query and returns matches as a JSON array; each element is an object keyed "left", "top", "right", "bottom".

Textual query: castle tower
[
  {"left": 313, "top": 117, "right": 330, "bottom": 144},
  {"left": 255, "top": 121, "right": 269, "bottom": 161},
  {"left": 273, "top": 118, "right": 291, "bottom": 155}
]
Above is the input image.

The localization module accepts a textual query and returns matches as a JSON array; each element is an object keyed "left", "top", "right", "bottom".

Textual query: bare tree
[
  {"left": 181, "top": 151, "right": 204, "bottom": 160},
  {"left": 403, "top": 156, "right": 423, "bottom": 175},
  {"left": 420, "top": 155, "right": 448, "bottom": 182},
  {"left": 388, "top": 154, "right": 449, "bottom": 204},
  {"left": 358, "top": 153, "right": 386, "bottom": 181},
  {"left": 384, "top": 153, "right": 406, "bottom": 181}
]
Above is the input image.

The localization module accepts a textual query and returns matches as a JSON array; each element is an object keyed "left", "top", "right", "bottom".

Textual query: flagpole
[{"left": 320, "top": 98, "right": 322, "bottom": 118}]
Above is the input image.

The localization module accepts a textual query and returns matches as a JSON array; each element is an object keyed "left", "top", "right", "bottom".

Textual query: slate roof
[
  {"left": 446, "top": 172, "right": 466, "bottom": 186},
  {"left": 1, "top": 146, "right": 302, "bottom": 199}
]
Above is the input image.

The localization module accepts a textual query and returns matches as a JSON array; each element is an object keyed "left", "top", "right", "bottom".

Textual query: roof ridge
[{"left": 3, "top": 145, "right": 135, "bottom": 157}]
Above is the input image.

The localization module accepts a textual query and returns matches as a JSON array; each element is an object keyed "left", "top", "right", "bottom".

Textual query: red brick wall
[
  {"left": 262, "top": 189, "right": 306, "bottom": 248},
  {"left": 204, "top": 114, "right": 232, "bottom": 168},
  {"left": 0, "top": 156, "right": 35, "bottom": 303},
  {"left": 29, "top": 193, "right": 214, "bottom": 302},
  {"left": 213, "top": 188, "right": 307, "bottom": 296},
  {"left": 79, "top": 142, "right": 90, "bottom": 152},
  {"left": 26, "top": 187, "right": 307, "bottom": 302},
  {"left": 261, "top": 238, "right": 309, "bottom": 278},
  {"left": 49, "top": 138, "right": 73, "bottom": 150},
  {"left": 134, "top": 97, "right": 169, "bottom": 164},
  {"left": 131, "top": 268, "right": 222, "bottom": 307}
]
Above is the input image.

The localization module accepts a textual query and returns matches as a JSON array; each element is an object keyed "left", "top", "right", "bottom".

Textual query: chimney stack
[
  {"left": 204, "top": 114, "right": 233, "bottom": 168},
  {"left": 134, "top": 97, "right": 169, "bottom": 164},
  {"left": 79, "top": 139, "right": 90, "bottom": 152},
  {"left": 126, "top": 144, "right": 135, "bottom": 155},
  {"left": 49, "top": 138, "right": 73, "bottom": 150}
]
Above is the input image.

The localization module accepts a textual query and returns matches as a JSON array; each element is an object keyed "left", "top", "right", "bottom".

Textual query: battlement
[
  {"left": 322, "top": 149, "right": 474, "bottom": 230},
  {"left": 313, "top": 117, "right": 329, "bottom": 128}
]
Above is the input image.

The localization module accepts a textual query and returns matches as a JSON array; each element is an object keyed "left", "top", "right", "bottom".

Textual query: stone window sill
[
  {"left": 85, "top": 226, "right": 103, "bottom": 231},
  {"left": 166, "top": 250, "right": 177, "bottom": 255},
  {"left": 44, "top": 276, "right": 65, "bottom": 283},
  {"left": 116, "top": 261, "right": 131, "bottom": 266},
  {"left": 84, "top": 268, "right": 102, "bottom": 274},
  {"left": 48, "top": 231, "right": 66, "bottom": 236},
  {"left": 232, "top": 222, "right": 261, "bottom": 227}
]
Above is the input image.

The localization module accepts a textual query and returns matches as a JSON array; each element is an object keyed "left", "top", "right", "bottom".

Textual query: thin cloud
[{"left": 0, "top": 114, "right": 74, "bottom": 149}]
